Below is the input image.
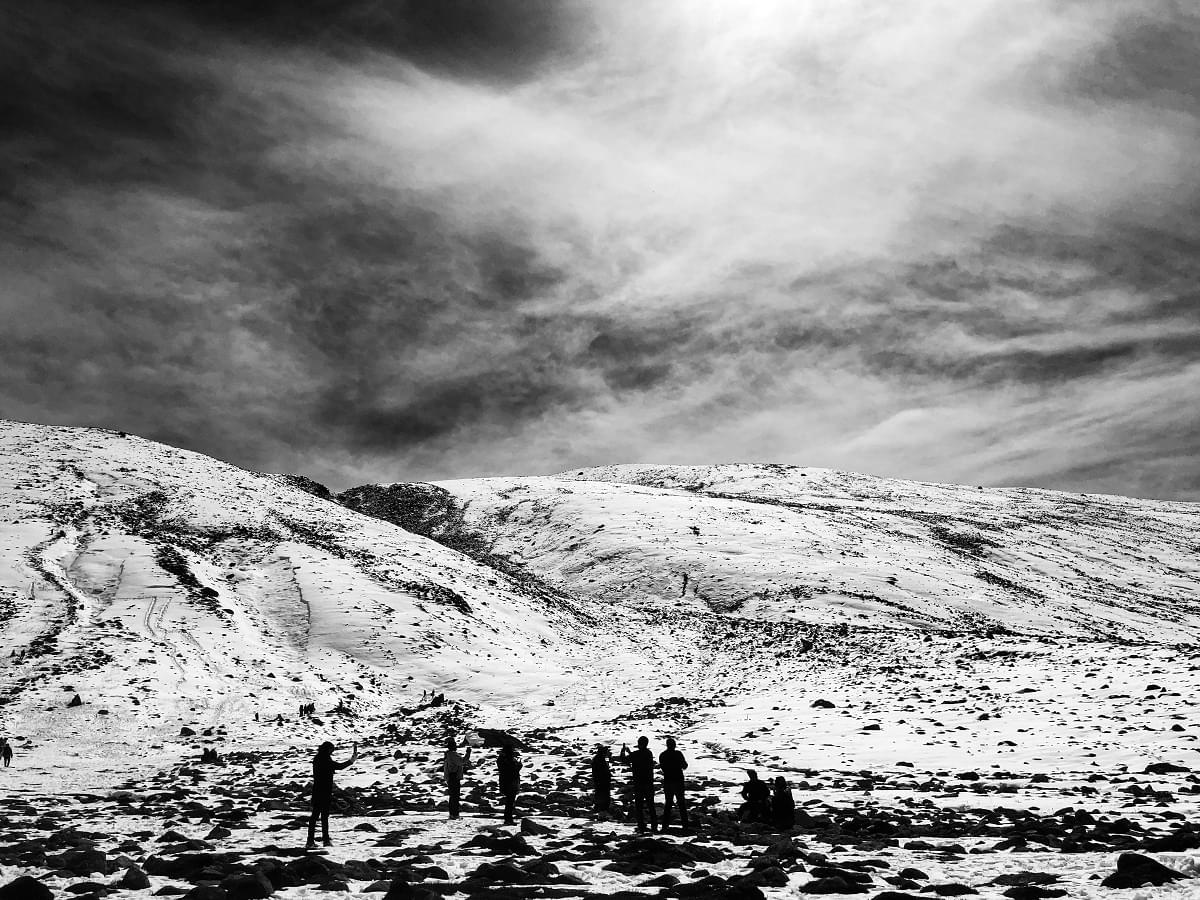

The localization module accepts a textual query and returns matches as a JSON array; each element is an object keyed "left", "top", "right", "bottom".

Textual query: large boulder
[
  {"left": 798, "top": 876, "right": 869, "bottom": 894},
  {"left": 144, "top": 853, "right": 241, "bottom": 881},
  {"left": 219, "top": 872, "right": 275, "bottom": 899},
  {"left": 1100, "top": 853, "right": 1188, "bottom": 889},
  {"left": 382, "top": 879, "right": 437, "bottom": 900},
  {"left": 183, "top": 888, "right": 229, "bottom": 900},
  {"left": 520, "top": 818, "right": 553, "bottom": 836},
  {"left": 1144, "top": 824, "right": 1200, "bottom": 852},
  {"left": 117, "top": 866, "right": 150, "bottom": 889},
  {"left": 0, "top": 876, "right": 53, "bottom": 900},
  {"left": 282, "top": 855, "right": 348, "bottom": 886},
  {"left": 606, "top": 837, "right": 726, "bottom": 875},
  {"left": 1143, "top": 763, "right": 1189, "bottom": 775},
  {"left": 475, "top": 729, "right": 530, "bottom": 750},
  {"left": 460, "top": 832, "right": 536, "bottom": 856},
  {"left": 1002, "top": 888, "right": 1067, "bottom": 900},
  {"left": 52, "top": 848, "right": 107, "bottom": 876},
  {"left": 464, "top": 861, "right": 535, "bottom": 885}
]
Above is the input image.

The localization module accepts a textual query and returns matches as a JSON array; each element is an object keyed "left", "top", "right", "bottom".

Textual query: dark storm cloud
[
  {"left": 148, "top": 0, "right": 583, "bottom": 82},
  {"left": 1063, "top": 5, "right": 1200, "bottom": 112},
  {"left": 4, "top": 0, "right": 1200, "bottom": 497}
]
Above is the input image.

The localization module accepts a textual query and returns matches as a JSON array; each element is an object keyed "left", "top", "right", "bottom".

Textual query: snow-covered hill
[
  {"left": 425, "top": 463, "right": 1200, "bottom": 640},
  {"left": 3, "top": 420, "right": 1200, "bottom": 900},
  {"left": 0, "top": 420, "right": 616, "bottom": 788}
]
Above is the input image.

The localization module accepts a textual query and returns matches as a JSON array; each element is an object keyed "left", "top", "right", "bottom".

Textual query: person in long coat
[
  {"left": 497, "top": 744, "right": 523, "bottom": 825},
  {"left": 443, "top": 737, "right": 472, "bottom": 819},
  {"left": 591, "top": 745, "right": 613, "bottom": 818},
  {"left": 307, "top": 741, "right": 358, "bottom": 848}
]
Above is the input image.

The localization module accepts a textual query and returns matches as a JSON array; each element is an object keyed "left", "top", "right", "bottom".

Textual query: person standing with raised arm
[
  {"left": 619, "top": 736, "right": 658, "bottom": 833},
  {"left": 307, "top": 740, "right": 358, "bottom": 849}
]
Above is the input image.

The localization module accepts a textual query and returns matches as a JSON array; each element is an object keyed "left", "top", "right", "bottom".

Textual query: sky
[{"left": 4, "top": 1, "right": 1200, "bottom": 499}]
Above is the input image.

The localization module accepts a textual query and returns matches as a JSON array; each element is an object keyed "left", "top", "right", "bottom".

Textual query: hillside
[
  {"left": 426, "top": 464, "right": 1200, "bottom": 640},
  {"left": 0, "top": 420, "right": 616, "bottom": 789},
  {"left": 3, "top": 421, "right": 1200, "bottom": 900}
]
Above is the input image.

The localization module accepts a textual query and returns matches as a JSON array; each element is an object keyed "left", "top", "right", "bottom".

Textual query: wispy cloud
[{"left": 3, "top": 0, "right": 1200, "bottom": 497}]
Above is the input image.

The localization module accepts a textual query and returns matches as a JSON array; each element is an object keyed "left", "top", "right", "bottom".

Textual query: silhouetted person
[
  {"left": 443, "top": 737, "right": 472, "bottom": 819},
  {"left": 1, "top": 738, "right": 12, "bottom": 767},
  {"left": 659, "top": 737, "right": 689, "bottom": 830},
  {"left": 739, "top": 770, "right": 770, "bottom": 822},
  {"left": 771, "top": 776, "right": 795, "bottom": 830},
  {"left": 591, "top": 745, "right": 613, "bottom": 817},
  {"left": 307, "top": 740, "right": 358, "bottom": 848},
  {"left": 497, "top": 744, "right": 522, "bottom": 825},
  {"left": 620, "top": 736, "right": 657, "bottom": 833}
]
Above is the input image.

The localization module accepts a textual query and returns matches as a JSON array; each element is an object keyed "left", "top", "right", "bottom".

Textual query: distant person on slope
[
  {"left": 0, "top": 737, "right": 12, "bottom": 767},
  {"left": 620, "top": 736, "right": 658, "bottom": 833},
  {"left": 738, "top": 770, "right": 770, "bottom": 822},
  {"left": 659, "top": 737, "right": 689, "bottom": 830},
  {"left": 307, "top": 740, "right": 358, "bottom": 849},
  {"left": 591, "top": 745, "right": 613, "bottom": 818},
  {"left": 497, "top": 744, "right": 522, "bottom": 825},
  {"left": 443, "top": 737, "right": 472, "bottom": 819}
]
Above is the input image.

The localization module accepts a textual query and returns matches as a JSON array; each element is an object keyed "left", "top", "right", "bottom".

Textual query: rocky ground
[{"left": 3, "top": 630, "right": 1200, "bottom": 900}]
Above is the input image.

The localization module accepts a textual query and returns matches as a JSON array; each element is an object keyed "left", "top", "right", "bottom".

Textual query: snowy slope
[
  {"left": 3, "top": 422, "right": 1200, "bottom": 900},
  {"left": 1, "top": 423, "right": 1198, "bottom": 780},
  {"left": 433, "top": 463, "right": 1200, "bottom": 641},
  {"left": 0, "top": 420, "right": 618, "bottom": 788}
]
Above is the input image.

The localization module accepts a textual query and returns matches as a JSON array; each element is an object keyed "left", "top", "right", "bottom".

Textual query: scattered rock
[
  {"left": 1144, "top": 763, "right": 1189, "bottom": 775},
  {"left": 182, "top": 887, "right": 228, "bottom": 900},
  {"left": 461, "top": 832, "right": 536, "bottom": 857},
  {"left": 520, "top": 818, "right": 553, "bottom": 836},
  {"left": 219, "top": 873, "right": 274, "bottom": 899},
  {"left": 1002, "top": 888, "right": 1067, "bottom": 900},
  {"left": 0, "top": 876, "right": 54, "bottom": 900},
  {"left": 118, "top": 866, "right": 151, "bottom": 890},
  {"left": 928, "top": 886, "right": 978, "bottom": 897},
  {"left": 1099, "top": 852, "right": 1188, "bottom": 889}
]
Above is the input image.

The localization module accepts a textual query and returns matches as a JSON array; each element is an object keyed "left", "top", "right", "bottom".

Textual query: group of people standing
[
  {"left": 307, "top": 732, "right": 796, "bottom": 848},
  {"left": 589, "top": 736, "right": 690, "bottom": 832},
  {"left": 441, "top": 738, "right": 522, "bottom": 825}
]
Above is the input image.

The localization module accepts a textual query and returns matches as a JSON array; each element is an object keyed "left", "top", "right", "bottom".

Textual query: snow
[{"left": 1, "top": 421, "right": 1199, "bottom": 898}]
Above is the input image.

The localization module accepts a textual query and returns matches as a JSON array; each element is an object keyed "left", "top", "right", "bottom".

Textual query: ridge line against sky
[{"left": 3, "top": 1, "right": 1200, "bottom": 499}]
